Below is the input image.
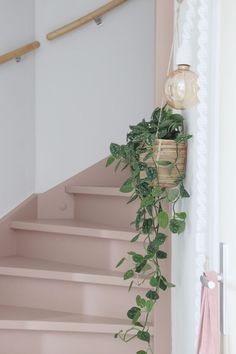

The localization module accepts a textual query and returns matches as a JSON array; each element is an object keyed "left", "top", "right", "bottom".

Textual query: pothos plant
[{"left": 106, "top": 106, "right": 192, "bottom": 354}]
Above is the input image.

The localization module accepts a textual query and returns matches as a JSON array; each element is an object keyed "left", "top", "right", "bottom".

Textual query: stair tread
[
  {"left": 0, "top": 255, "right": 147, "bottom": 288},
  {"left": 0, "top": 305, "right": 152, "bottom": 333},
  {"left": 11, "top": 219, "right": 135, "bottom": 241},
  {"left": 66, "top": 185, "right": 131, "bottom": 197}
]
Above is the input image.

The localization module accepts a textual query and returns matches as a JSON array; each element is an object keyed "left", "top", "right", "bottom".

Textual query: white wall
[
  {"left": 35, "top": 0, "right": 155, "bottom": 192},
  {"left": 0, "top": 0, "right": 155, "bottom": 213},
  {"left": 0, "top": 0, "right": 35, "bottom": 217},
  {"left": 219, "top": 0, "right": 236, "bottom": 352}
]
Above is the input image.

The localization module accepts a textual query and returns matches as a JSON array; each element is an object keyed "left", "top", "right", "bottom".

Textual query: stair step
[
  {"left": 66, "top": 185, "right": 131, "bottom": 197},
  {"left": 0, "top": 256, "right": 148, "bottom": 288},
  {"left": 11, "top": 219, "right": 136, "bottom": 242},
  {"left": 0, "top": 305, "right": 153, "bottom": 334}
]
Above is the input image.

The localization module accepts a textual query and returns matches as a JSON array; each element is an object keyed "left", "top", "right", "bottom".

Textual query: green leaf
[
  {"left": 128, "top": 251, "right": 136, "bottom": 256},
  {"left": 156, "top": 233, "right": 167, "bottom": 245},
  {"left": 152, "top": 186, "right": 163, "bottom": 197},
  {"left": 158, "top": 211, "right": 169, "bottom": 228},
  {"left": 147, "top": 234, "right": 167, "bottom": 254},
  {"left": 146, "top": 205, "right": 153, "bottom": 217},
  {"left": 145, "top": 300, "right": 154, "bottom": 313},
  {"left": 139, "top": 181, "right": 151, "bottom": 197},
  {"left": 167, "top": 188, "right": 179, "bottom": 202},
  {"left": 180, "top": 183, "right": 190, "bottom": 198},
  {"left": 141, "top": 195, "right": 155, "bottom": 208},
  {"left": 110, "top": 143, "right": 121, "bottom": 158},
  {"left": 178, "top": 220, "right": 186, "bottom": 234},
  {"left": 135, "top": 209, "right": 145, "bottom": 230},
  {"left": 120, "top": 178, "right": 134, "bottom": 193},
  {"left": 169, "top": 219, "right": 186, "bottom": 234},
  {"left": 131, "top": 233, "right": 141, "bottom": 243},
  {"left": 132, "top": 309, "right": 141, "bottom": 324},
  {"left": 157, "top": 160, "right": 172, "bottom": 166},
  {"left": 175, "top": 134, "right": 192, "bottom": 143},
  {"left": 137, "top": 351, "right": 147, "bottom": 354},
  {"left": 127, "top": 194, "right": 138, "bottom": 204},
  {"left": 116, "top": 257, "right": 126, "bottom": 268},
  {"left": 170, "top": 113, "right": 184, "bottom": 122},
  {"left": 114, "top": 159, "right": 121, "bottom": 172},
  {"left": 150, "top": 276, "right": 159, "bottom": 287},
  {"left": 121, "top": 162, "right": 129, "bottom": 171},
  {"left": 156, "top": 250, "right": 167, "bottom": 259},
  {"left": 124, "top": 269, "right": 134, "bottom": 280},
  {"left": 127, "top": 307, "right": 141, "bottom": 320},
  {"left": 147, "top": 240, "right": 158, "bottom": 255},
  {"left": 169, "top": 219, "right": 179, "bottom": 233},
  {"left": 106, "top": 155, "right": 115, "bottom": 167},
  {"left": 146, "top": 290, "right": 159, "bottom": 300},
  {"left": 136, "top": 295, "right": 146, "bottom": 308},
  {"left": 137, "top": 331, "right": 151, "bottom": 343},
  {"left": 132, "top": 253, "right": 144, "bottom": 263},
  {"left": 176, "top": 212, "right": 187, "bottom": 220},
  {"left": 141, "top": 263, "right": 152, "bottom": 272},
  {"left": 128, "top": 280, "right": 134, "bottom": 292},
  {"left": 152, "top": 107, "right": 161, "bottom": 122},
  {"left": 142, "top": 218, "right": 153, "bottom": 234},
  {"left": 135, "top": 260, "right": 147, "bottom": 273},
  {"left": 159, "top": 277, "right": 168, "bottom": 291},
  {"left": 146, "top": 167, "right": 157, "bottom": 181}
]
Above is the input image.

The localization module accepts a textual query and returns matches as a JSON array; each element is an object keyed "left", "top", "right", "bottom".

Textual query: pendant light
[{"left": 164, "top": 64, "right": 198, "bottom": 109}]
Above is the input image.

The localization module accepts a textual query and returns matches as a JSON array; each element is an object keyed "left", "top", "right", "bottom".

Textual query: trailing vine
[{"left": 106, "top": 106, "right": 192, "bottom": 354}]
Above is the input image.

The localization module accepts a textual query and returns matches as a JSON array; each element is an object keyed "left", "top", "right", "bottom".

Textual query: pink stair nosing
[
  {"left": 65, "top": 185, "right": 132, "bottom": 197},
  {"left": 11, "top": 219, "right": 136, "bottom": 241},
  {"left": 0, "top": 255, "right": 149, "bottom": 288},
  {"left": 0, "top": 305, "right": 154, "bottom": 334}
]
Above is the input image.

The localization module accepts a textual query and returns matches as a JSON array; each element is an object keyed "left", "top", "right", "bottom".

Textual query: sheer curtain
[{"left": 171, "top": 1, "right": 220, "bottom": 353}]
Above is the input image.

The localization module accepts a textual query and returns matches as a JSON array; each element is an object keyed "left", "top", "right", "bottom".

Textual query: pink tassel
[{"left": 196, "top": 271, "right": 220, "bottom": 354}]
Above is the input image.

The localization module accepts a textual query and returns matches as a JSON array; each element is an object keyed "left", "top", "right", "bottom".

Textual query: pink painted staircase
[{"left": 0, "top": 160, "right": 170, "bottom": 354}]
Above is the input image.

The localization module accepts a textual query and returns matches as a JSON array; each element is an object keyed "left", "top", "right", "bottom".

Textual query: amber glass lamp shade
[{"left": 164, "top": 64, "right": 198, "bottom": 109}]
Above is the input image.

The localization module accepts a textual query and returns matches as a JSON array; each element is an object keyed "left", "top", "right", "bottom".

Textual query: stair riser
[
  {"left": 0, "top": 331, "right": 152, "bottom": 354},
  {"left": 74, "top": 195, "right": 138, "bottom": 228},
  {"left": 0, "top": 276, "right": 155, "bottom": 321},
  {"left": 16, "top": 232, "right": 144, "bottom": 271}
]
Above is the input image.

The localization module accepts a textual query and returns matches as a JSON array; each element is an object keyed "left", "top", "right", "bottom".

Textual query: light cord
[
  {"left": 176, "top": 0, "right": 198, "bottom": 65},
  {"left": 157, "top": 0, "right": 183, "bottom": 135}
]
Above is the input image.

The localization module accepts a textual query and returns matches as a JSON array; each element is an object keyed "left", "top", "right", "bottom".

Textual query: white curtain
[{"left": 171, "top": 1, "right": 220, "bottom": 353}]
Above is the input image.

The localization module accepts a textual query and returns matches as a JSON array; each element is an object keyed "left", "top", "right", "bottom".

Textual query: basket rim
[{"left": 153, "top": 138, "right": 187, "bottom": 146}]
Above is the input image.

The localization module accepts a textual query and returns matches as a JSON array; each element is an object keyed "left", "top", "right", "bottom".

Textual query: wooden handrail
[
  {"left": 47, "top": 0, "right": 128, "bottom": 40},
  {"left": 0, "top": 41, "right": 40, "bottom": 65}
]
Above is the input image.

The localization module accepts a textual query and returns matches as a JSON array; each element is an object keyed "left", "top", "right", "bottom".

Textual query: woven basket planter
[{"left": 140, "top": 139, "right": 187, "bottom": 188}]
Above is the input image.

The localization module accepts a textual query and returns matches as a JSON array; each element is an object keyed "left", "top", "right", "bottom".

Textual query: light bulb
[{"left": 164, "top": 64, "right": 198, "bottom": 109}]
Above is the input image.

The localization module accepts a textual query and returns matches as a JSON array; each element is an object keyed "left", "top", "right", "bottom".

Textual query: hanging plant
[{"left": 106, "top": 106, "right": 192, "bottom": 354}]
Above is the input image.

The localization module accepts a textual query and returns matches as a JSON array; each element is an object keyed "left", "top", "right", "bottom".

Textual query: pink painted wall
[{"left": 155, "top": 1, "right": 173, "bottom": 353}]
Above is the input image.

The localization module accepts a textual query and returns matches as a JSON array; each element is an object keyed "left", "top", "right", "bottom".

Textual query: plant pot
[{"left": 140, "top": 139, "right": 187, "bottom": 188}]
